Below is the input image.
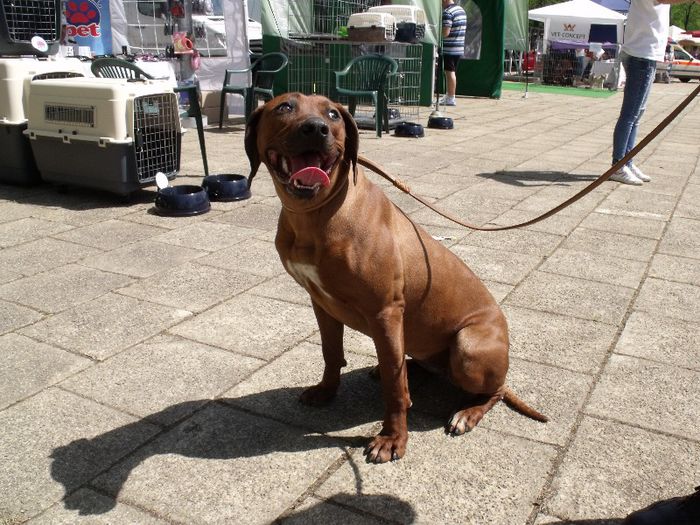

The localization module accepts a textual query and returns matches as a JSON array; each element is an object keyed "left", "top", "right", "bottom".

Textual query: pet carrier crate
[
  {"left": 367, "top": 5, "right": 426, "bottom": 43},
  {"left": 0, "top": 0, "right": 61, "bottom": 56},
  {"left": 25, "top": 76, "right": 182, "bottom": 196},
  {"left": 287, "top": 0, "right": 382, "bottom": 39},
  {"left": 0, "top": 57, "right": 84, "bottom": 184},
  {"left": 347, "top": 12, "right": 395, "bottom": 42}
]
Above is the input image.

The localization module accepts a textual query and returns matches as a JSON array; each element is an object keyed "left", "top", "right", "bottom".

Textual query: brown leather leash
[{"left": 358, "top": 82, "right": 700, "bottom": 231}]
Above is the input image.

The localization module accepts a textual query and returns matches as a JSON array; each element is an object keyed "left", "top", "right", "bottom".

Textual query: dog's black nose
[{"left": 300, "top": 118, "right": 329, "bottom": 138}]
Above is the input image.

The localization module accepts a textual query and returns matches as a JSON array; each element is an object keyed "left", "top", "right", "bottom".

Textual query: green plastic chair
[
  {"left": 91, "top": 57, "right": 209, "bottom": 177},
  {"left": 334, "top": 54, "right": 398, "bottom": 137},
  {"left": 219, "top": 52, "right": 288, "bottom": 127}
]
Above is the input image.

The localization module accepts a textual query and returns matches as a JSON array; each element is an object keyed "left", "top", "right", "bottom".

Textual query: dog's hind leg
[
  {"left": 299, "top": 301, "right": 346, "bottom": 407},
  {"left": 445, "top": 321, "right": 509, "bottom": 435}
]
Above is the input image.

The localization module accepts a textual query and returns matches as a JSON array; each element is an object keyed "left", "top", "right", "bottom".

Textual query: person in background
[
  {"left": 440, "top": 0, "right": 466, "bottom": 107},
  {"left": 610, "top": 0, "right": 698, "bottom": 185}
]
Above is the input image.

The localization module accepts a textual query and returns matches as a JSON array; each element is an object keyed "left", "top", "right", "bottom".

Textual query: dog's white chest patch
[{"left": 285, "top": 261, "right": 332, "bottom": 300}]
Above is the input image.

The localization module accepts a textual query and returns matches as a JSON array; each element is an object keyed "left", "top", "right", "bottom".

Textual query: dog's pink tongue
[{"left": 290, "top": 167, "right": 330, "bottom": 187}]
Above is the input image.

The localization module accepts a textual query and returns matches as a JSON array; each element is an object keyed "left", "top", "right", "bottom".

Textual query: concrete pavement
[{"left": 1, "top": 80, "right": 699, "bottom": 524}]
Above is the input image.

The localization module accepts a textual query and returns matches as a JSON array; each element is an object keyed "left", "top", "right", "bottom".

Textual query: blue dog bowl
[
  {"left": 154, "top": 185, "right": 211, "bottom": 217},
  {"left": 202, "top": 173, "right": 252, "bottom": 202},
  {"left": 394, "top": 121, "right": 424, "bottom": 138}
]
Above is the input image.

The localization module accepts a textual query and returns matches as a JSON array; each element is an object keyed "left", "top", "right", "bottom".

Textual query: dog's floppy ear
[
  {"left": 244, "top": 105, "right": 265, "bottom": 189},
  {"left": 335, "top": 102, "right": 359, "bottom": 185}
]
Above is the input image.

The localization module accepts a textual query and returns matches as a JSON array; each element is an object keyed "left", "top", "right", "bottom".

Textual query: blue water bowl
[
  {"left": 427, "top": 115, "right": 454, "bottom": 130},
  {"left": 202, "top": 173, "right": 252, "bottom": 202},
  {"left": 154, "top": 185, "right": 211, "bottom": 217},
  {"left": 394, "top": 121, "right": 424, "bottom": 138}
]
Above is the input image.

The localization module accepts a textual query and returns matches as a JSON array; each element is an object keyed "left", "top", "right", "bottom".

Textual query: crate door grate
[
  {"left": 1, "top": 0, "right": 58, "bottom": 42},
  {"left": 133, "top": 92, "right": 179, "bottom": 183}
]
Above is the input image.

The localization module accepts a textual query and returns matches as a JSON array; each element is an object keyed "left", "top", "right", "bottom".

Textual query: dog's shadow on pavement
[
  {"left": 49, "top": 365, "right": 463, "bottom": 517},
  {"left": 477, "top": 170, "right": 600, "bottom": 187}
]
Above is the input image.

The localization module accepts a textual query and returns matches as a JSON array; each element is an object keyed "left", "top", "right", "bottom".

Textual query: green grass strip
[{"left": 502, "top": 80, "right": 619, "bottom": 98}]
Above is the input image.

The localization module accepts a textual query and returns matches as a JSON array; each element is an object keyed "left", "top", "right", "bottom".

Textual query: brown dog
[{"left": 245, "top": 93, "right": 547, "bottom": 463}]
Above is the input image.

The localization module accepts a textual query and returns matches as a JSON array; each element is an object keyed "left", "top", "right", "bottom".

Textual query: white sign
[{"left": 547, "top": 20, "right": 591, "bottom": 42}]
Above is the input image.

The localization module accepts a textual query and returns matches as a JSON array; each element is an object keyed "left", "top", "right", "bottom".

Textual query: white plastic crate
[
  {"left": 347, "top": 12, "right": 396, "bottom": 42},
  {"left": 25, "top": 76, "right": 182, "bottom": 194},
  {"left": 0, "top": 57, "right": 84, "bottom": 124},
  {"left": 367, "top": 5, "right": 426, "bottom": 25},
  {"left": 0, "top": 57, "right": 84, "bottom": 184}
]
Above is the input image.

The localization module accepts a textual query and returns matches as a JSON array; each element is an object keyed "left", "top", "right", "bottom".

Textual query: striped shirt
[{"left": 442, "top": 3, "right": 467, "bottom": 56}]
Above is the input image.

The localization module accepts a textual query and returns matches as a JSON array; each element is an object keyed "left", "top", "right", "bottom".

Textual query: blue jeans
[{"left": 612, "top": 52, "right": 657, "bottom": 166}]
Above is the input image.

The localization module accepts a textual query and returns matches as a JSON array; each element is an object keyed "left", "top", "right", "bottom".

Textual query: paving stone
[
  {"left": 121, "top": 207, "right": 223, "bottom": 229},
  {"left": 491, "top": 208, "right": 584, "bottom": 236},
  {"left": 247, "top": 273, "right": 313, "bottom": 306},
  {"left": 316, "top": 415, "right": 557, "bottom": 525},
  {"left": 596, "top": 188, "right": 677, "bottom": 221},
  {"left": 169, "top": 293, "right": 317, "bottom": 361},
  {"left": 658, "top": 216, "right": 700, "bottom": 259},
  {"left": 0, "top": 264, "right": 133, "bottom": 313},
  {"left": 211, "top": 201, "right": 281, "bottom": 231},
  {"left": 0, "top": 388, "right": 159, "bottom": 521},
  {"left": 26, "top": 488, "right": 168, "bottom": 524},
  {"left": 81, "top": 240, "right": 206, "bottom": 278},
  {"left": 52, "top": 219, "right": 165, "bottom": 250},
  {"left": 539, "top": 248, "right": 648, "bottom": 288},
  {"left": 0, "top": 333, "right": 90, "bottom": 410},
  {"left": 117, "top": 261, "right": 265, "bottom": 312},
  {"left": 224, "top": 342, "right": 381, "bottom": 438},
  {"left": 0, "top": 238, "right": 102, "bottom": 277},
  {"left": 0, "top": 218, "right": 73, "bottom": 248},
  {"left": 409, "top": 192, "right": 517, "bottom": 229},
  {"left": 648, "top": 253, "right": 700, "bottom": 286},
  {"left": 503, "top": 305, "right": 616, "bottom": 375},
  {"left": 451, "top": 243, "right": 543, "bottom": 285},
  {"left": 615, "top": 311, "right": 700, "bottom": 371},
  {"left": 0, "top": 299, "right": 43, "bottom": 335},
  {"left": 560, "top": 228, "right": 657, "bottom": 262},
  {"left": 196, "top": 237, "right": 285, "bottom": 278},
  {"left": 483, "top": 279, "right": 514, "bottom": 303},
  {"left": 20, "top": 293, "right": 191, "bottom": 360},
  {"left": 505, "top": 271, "right": 635, "bottom": 325},
  {"left": 463, "top": 227, "right": 564, "bottom": 257},
  {"left": 91, "top": 404, "right": 346, "bottom": 525},
  {"left": 634, "top": 277, "right": 700, "bottom": 323},
  {"left": 152, "top": 221, "right": 264, "bottom": 252},
  {"left": 545, "top": 416, "right": 700, "bottom": 521},
  {"left": 62, "top": 334, "right": 263, "bottom": 426},
  {"left": 0, "top": 200, "right": 34, "bottom": 224},
  {"left": 281, "top": 496, "right": 386, "bottom": 524},
  {"left": 675, "top": 182, "right": 700, "bottom": 220},
  {"left": 587, "top": 354, "right": 700, "bottom": 440},
  {"left": 578, "top": 211, "right": 666, "bottom": 240}
]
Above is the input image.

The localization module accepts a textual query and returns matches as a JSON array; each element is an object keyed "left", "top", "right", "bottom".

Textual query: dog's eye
[
  {"left": 328, "top": 109, "right": 341, "bottom": 121},
  {"left": 275, "top": 102, "right": 294, "bottom": 114}
]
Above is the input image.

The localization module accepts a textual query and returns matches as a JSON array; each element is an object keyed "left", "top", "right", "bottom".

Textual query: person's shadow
[{"left": 49, "top": 365, "right": 466, "bottom": 517}]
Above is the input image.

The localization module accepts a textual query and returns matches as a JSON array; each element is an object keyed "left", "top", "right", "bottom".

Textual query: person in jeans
[
  {"left": 611, "top": 0, "right": 698, "bottom": 185},
  {"left": 440, "top": 0, "right": 466, "bottom": 106}
]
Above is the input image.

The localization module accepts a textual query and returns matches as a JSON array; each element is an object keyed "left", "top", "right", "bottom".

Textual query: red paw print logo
[{"left": 64, "top": 0, "right": 100, "bottom": 26}]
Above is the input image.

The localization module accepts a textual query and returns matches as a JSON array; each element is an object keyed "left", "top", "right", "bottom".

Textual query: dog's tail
[{"left": 502, "top": 387, "right": 549, "bottom": 423}]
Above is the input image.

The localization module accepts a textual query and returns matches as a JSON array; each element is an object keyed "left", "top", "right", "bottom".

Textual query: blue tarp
[{"left": 591, "top": 0, "right": 630, "bottom": 13}]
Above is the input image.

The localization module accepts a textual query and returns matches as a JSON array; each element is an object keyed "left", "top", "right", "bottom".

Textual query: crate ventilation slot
[{"left": 44, "top": 104, "right": 95, "bottom": 127}]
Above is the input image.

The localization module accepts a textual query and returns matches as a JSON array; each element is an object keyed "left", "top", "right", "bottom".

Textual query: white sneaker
[
  {"left": 629, "top": 163, "right": 651, "bottom": 182},
  {"left": 439, "top": 96, "right": 456, "bottom": 106},
  {"left": 609, "top": 165, "right": 643, "bottom": 185}
]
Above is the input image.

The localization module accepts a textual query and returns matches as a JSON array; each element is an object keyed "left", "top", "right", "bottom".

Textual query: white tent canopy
[{"left": 529, "top": 0, "right": 626, "bottom": 45}]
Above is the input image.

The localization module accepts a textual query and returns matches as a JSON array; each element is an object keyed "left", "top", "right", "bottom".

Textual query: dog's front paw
[
  {"left": 364, "top": 433, "right": 407, "bottom": 464},
  {"left": 299, "top": 384, "right": 337, "bottom": 407}
]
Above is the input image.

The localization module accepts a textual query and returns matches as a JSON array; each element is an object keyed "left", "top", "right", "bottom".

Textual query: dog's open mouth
[{"left": 267, "top": 150, "right": 339, "bottom": 197}]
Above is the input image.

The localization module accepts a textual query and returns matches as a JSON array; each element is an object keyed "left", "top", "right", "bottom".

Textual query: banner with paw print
[{"left": 63, "top": 0, "right": 113, "bottom": 55}]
